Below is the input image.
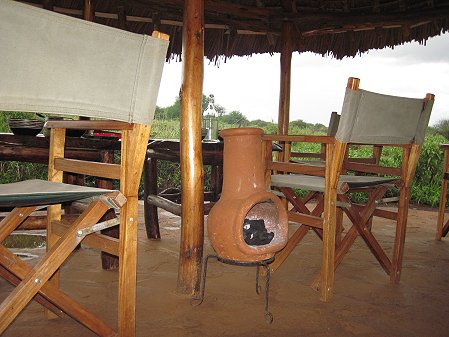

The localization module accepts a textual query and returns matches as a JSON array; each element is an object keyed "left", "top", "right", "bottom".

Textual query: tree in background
[
  {"left": 220, "top": 110, "right": 249, "bottom": 126},
  {"left": 434, "top": 118, "right": 449, "bottom": 140},
  {"left": 155, "top": 94, "right": 226, "bottom": 120}
]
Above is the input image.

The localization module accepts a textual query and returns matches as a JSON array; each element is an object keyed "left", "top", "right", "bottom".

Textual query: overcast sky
[{"left": 157, "top": 32, "right": 449, "bottom": 126}]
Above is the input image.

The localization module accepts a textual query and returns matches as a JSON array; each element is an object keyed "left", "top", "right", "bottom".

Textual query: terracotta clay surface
[
  {"left": 1, "top": 202, "right": 449, "bottom": 337},
  {"left": 207, "top": 128, "right": 288, "bottom": 262}
]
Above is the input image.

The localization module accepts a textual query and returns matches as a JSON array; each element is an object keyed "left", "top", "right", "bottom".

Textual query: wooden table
[
  {"left": 0, "top": 132, "right": 121, "bottom": 268},
  {"left": 143, "top": 139, "right": 223, "bottom": 239},
  {"left": 0, "top": 132, "right": 120, "bottom": 188},
  {"left": 437, "top": 144, "right": 449, "bottom": 239}
]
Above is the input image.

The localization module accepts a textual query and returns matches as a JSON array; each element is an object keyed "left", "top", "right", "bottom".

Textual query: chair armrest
[
  {"left": 263, "top": 134, "right": 333, "bottom": 177},
  {"left": 262, "top": 134, "right": 335, "bottom": 144}
]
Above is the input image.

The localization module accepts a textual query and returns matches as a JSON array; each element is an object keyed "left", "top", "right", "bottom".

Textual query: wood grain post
[
  {"left": 83, "top": 0, "right": 95, "bottom": 21},
  {"left": 277, "top": 22, "right": 293, "bottom": 164},
  {"left": 177, "top": 0, "right": 205, "bottom": 295},
  {"left": 143, "top": 155, "right": 161, "bottom": 239},
  {"left": 278, "top": 22, "right": 293, "bottom": 136},
  {"left": 118, "top": 124, "right": 151, "bottom": 337}
]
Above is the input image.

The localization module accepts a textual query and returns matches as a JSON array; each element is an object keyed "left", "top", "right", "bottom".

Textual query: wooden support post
[
  {"left": 83, "top": 0, "right": 95, "bottom": 21},
  {"left": 278, "top": 22, "right": 293, "bottom": 137},
  {"left": 277, "top": 22, "right": 293, "bottom": 165},
  {"left": 177, "top": 0, "right": 205, "bottom": 295},
  {"left": 143, "top": 155, "right": 161, "bottom": 239}
]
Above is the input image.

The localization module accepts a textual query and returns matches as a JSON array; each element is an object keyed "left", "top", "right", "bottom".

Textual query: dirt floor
[{"left": 1, "top": 202, "right": 449, "bottom": 337}]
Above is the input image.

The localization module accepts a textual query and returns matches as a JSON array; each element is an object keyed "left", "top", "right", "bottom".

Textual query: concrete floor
[{"left": 1, "top": 203, "right": 449, "bottom": 337}]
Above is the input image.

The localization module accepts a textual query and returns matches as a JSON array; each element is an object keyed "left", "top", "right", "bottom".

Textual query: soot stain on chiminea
[{"left": 243, "top": 218, "right": 274, "bottom": 246}]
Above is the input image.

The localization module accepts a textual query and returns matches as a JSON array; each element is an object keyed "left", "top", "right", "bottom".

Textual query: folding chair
[
  {"left": 436, "top": 144, "right": 449, "bottom": 239},
  {"left": 0, "top": 1, "right": 168, "bottom": 336},
  {"left": 264, "top": 77, "right": 434, "bottom": 301}
]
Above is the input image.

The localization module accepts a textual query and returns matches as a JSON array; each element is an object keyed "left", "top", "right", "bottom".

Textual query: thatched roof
[{"left": 22, "top": 0, "right": 449, "bottom": 61}]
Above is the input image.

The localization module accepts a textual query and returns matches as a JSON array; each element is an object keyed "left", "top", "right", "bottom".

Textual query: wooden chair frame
[
  {"left": 0, "top": 10, "right": 169, "bottom": 334},
  {"left": 436, "top": 144, "right": 449, "bottom": 239},
  {"left": 0, "top": 119, "right": 149, "bottom": 336},
  {"left": 264, "top": 77, "right": 434, "bottom": 302}
]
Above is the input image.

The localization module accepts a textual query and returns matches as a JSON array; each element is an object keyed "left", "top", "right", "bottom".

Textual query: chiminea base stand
[{"left": 192, "top": 254, "right": 275, "bottom": 324}]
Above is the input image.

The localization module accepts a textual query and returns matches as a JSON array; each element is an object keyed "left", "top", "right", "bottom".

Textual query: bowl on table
[{"left": 8, "top": 119, "right": 45, "bottom": 136}]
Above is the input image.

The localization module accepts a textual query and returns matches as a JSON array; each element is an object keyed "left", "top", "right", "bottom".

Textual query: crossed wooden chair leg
[
  {"left": 0, "top": 193, "right": 124, "bottom": 336},
  {"left": 271, "top": 182, "right": 408, "bottom": 298},
  {"left": 436, "top": 146, "right": 449, "bottom": 240}
]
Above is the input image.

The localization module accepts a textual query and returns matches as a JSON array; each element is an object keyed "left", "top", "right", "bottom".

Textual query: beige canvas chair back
[
  {"left": 0, "top": 0, "right": 168, "bottom": 124},
  {"left": 336, "top": 85, "right": 433, "bottom": 145}
]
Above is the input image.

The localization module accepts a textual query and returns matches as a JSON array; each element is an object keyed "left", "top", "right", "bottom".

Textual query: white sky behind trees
[{"left": 156, "top": 33, "right": 449, "bottom": 126}]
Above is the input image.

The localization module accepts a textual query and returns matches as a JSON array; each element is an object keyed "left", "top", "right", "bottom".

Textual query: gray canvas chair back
[
  {"left": 336, "top": 88, "right": 433, "bottom": 145},
  {"left": 0, "top": 0, "right": 169, "bottom": 124}
]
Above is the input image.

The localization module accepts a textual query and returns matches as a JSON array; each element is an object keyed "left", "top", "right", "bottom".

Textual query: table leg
[
  {"left": 144, "top": 154, "right": 161, "bottom": 239},
  {"left": 210, "top": 164, "right": 223, "bottom": 202}
]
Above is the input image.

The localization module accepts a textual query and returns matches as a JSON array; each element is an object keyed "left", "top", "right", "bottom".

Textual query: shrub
[
  {"left": 433, "top": 118, "right": 449, "bottom": 140},
  {"left": 412, "top": 133, "right": 448, "bottom": 206}
]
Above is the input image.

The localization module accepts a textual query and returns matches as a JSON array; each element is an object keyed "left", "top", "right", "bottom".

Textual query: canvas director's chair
[
  {"left": 0, "top": 1, "right": 168, "bottom": 336},
  {"left": 264, "top": 77, "right": 434, "bottom": 301}
]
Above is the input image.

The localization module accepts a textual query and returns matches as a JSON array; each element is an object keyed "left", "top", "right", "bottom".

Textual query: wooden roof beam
[
  {"left": 281, "top": 0, "right": 297, "bottom": 13},
  {"left": 42, "top": 0, "right": 54, "bottom": 11}
]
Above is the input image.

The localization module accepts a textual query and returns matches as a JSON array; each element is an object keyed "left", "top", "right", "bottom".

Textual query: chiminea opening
[{"left": 243, "top": 201, "right": 280, "bottom": 247}]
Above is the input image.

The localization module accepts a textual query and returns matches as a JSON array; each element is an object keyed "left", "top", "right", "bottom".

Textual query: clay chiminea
[{"left": 207, "top": 128, "right": 288, "bottom": 262}]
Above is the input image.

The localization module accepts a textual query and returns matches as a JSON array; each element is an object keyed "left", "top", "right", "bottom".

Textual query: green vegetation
[{"left": 1, "top": 98, "right": 448, "bottom": 207}]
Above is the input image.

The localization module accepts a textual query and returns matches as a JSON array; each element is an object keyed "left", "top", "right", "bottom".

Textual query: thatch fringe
[{"left": 21, "top": 0, "right": 449, "bottom": 62}]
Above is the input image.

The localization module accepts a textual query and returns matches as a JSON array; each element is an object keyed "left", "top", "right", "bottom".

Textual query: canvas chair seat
[
  {"left": 271, "top": 174, "right": 398, "bottom": 194},
  {"left": 0, "top": 180, "right": 113, "bottom": 207}
]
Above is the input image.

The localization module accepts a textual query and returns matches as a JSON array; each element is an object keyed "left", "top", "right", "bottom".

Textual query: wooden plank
[
  {"left": 263, "top": 134, "right": 335, "bottom": 144},
  {"left": 147, "top": 195, "right": 182, "bottom": 216},
  {"left": 344, "top": 162, "right": 402, "bottom": 176},
  {"left": 54, "top": 158, "right": 121, "bottom": 180},
  {"left": 0, "top": 265, "right": 64, "bottom": 318},
  {"left": 268, "top": 161, "right": 325, "bottom": 176},
  {"left": 51, "top": 220, "right": 119, "bottom": 256},
  {"left": 0, "top": 207, "right": 37, "bottom": 241},
  {"left": 177, "top": 0, "right": 205, "bottom": 296},
  {"left": 288, "top": 211, "right": 323, "bottom": 228},
  {"left": 270, "top": 225, "right": 309, "bottom": 273}
]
